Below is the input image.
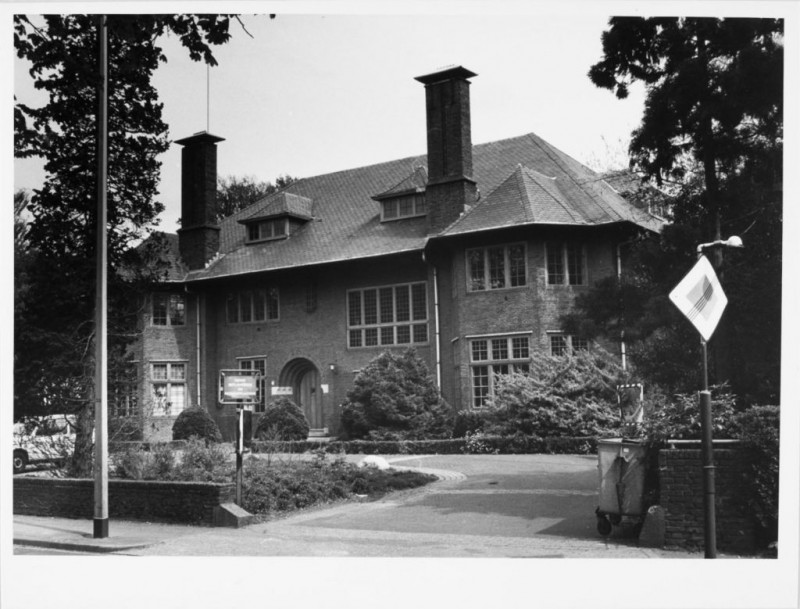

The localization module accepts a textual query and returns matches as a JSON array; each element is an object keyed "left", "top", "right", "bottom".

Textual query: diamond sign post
[
  {"left": 669, "top": 253, "right": 729, "bottom": 559},
  {"left": 669, "top": 255, "right": 728, "bottom": 345}
]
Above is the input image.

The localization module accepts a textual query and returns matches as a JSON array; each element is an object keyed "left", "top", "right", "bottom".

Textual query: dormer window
[
  {"left": 381, "top": 194, "right": 427, "bottom": 222},
  {"left": 373, "top": 166, "right": 429, "bottom": 223},
  {"left": 247, "top": 218, "right": 288, "bottom": 243}
]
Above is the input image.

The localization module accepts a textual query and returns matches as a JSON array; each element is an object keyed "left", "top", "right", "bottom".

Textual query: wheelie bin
[{"left": 595, "top": 438, "right": 647, "bottom": 536}]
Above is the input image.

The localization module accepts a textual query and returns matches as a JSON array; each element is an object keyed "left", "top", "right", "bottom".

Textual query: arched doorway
[{"left": 278, "top": 358, "right": 324, "bottom": 430}]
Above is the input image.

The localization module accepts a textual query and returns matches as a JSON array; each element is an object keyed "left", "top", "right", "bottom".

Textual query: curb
[{"left": 13, "top": 536, "right": 160, "bottom": 554}]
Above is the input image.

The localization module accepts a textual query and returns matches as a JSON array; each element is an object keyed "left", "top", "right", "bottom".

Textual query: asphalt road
[{"left": 119, "top": 453, "right": 670, "bottom": 557}]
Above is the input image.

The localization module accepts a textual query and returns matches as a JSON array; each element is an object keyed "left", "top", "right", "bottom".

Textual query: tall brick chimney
[
  {"left": 175, "top": 131, "right": 225, "bottom": 270},
  {"left": 414, "top": 66, "right": 478, "bottom": 233}
]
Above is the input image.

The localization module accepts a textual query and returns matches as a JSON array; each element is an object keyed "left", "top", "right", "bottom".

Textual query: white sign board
[
  {"left": 271, "top": 386, "right": 293, "bottom": 396},
  {"left": 223, "top": 375, "right": 258, "bottom": 400},
  {"left": 669, "top": 256, "right": 728, "bottom": 342}
]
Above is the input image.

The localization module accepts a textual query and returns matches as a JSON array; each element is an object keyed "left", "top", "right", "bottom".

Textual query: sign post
[
  {"left": 219, "top": 370, "right": 261, "bottom": 506},
  {"left": 669, "top": 254, "right": 729, "bottom": 559}
]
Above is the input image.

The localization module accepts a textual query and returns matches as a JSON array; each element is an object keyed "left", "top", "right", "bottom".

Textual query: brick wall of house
[
  {"left": 437, "top": 226, "right": 619, "bottom": 410},
  {"left": 14, "top": 477, "right": 235, "bottom": 525},
  {"left": 140, "top": 292, "right": 199, "bottom": 442},
  {"left": 658, "top": 446, "right": 757, "bottom": 554},
  {"left": 200, "top": 251, "right": 434, "bottom": 439}
]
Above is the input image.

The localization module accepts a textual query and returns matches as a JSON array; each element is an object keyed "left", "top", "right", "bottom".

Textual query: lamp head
[{"left": 724, "top": 235, "right": 744, "bottom": 248}]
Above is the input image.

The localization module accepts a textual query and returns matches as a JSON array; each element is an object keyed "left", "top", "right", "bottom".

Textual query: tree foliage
[
  {"left": 14, "top": 14, "right": 237, "bottom": 474},
  {"left": 578, "top": 17, "right": 783, "bottom": 402},
  {"left": 341, "top": 349, "right": 452, "bottom": 440},
  {"left": 216, "top": 174, "right": 295, "bottom": 222}
]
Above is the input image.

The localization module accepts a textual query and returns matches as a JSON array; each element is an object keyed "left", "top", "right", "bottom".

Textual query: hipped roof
[{"left": 167, "top": 132, "right": 662, "bottom": 283}]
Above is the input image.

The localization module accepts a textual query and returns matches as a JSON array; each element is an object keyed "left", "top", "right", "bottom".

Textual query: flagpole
[{"left": 93, "top": 13, "right": 109, "bottom": 539}]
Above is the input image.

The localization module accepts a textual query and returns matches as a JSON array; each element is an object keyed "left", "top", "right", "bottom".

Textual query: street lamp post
[{"left": 694, "top": 235, "right": 743, "bottom": 559}]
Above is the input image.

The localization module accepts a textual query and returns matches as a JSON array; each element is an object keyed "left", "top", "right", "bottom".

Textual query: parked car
[{"left": 13, "top": 414, "right": 76, "bottom": 474}]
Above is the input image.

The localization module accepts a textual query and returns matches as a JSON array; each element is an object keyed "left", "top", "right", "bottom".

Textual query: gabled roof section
[
  {"left": 372, "top": 166, "right": 428, "bottom": 200},
  {"left": 238, "top": 191, "right": 314, "bottom": 224}
]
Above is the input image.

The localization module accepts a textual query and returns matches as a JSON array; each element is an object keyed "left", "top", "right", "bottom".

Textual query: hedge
[{"left": 250, "top": 435, "right": 600, "bottom": 455}]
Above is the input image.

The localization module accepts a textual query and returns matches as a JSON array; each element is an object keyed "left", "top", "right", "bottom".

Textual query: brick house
[{"left": 134, "top": 65, "right": 662, "bottom": 441}]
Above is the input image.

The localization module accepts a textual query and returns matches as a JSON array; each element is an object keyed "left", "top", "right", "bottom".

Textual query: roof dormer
[
  {"left": 372, "top": 166, "right": 428, "bottom": 222},
  {"left": 239, "top": 192, "right": 313, "bottom": 244}
]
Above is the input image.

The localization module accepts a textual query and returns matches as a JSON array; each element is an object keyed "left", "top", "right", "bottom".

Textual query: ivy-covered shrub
[
  {"left": 112, "top": 439, "right": 222, "bottom": 481},
  {"left": 639, "top": 384, "right": 739, "bottom": 447},
  {"left": 732, "top": 404, "right": 780, "bottom": 543},
  {"left": 255, "top": 397, "right": 310, "bottom": 441},
  {"left": 482, "top": 349, "right": 623, "bottom": 438},
  {"left": 172, "top": 437, "right": 229, "bottom": 482},
  {"left": 340, "top": 348, "right": 452, "bottom": 440},
  {"left": 172, "top": 407, "right": 223, "bottom": 443}
]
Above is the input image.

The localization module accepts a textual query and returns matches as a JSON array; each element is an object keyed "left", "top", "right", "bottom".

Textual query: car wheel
[{"left": 13, "top": 450, "right": 27, "bottom": 474}]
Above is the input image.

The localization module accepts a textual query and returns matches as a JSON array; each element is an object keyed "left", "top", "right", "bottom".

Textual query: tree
[
  {"left": 590, "top": 17, "right": 782, "bottom": 242},
  {"left": 581, "top": 18, "right": 783, "bottom": 401},
  {"left": 14, "top": 14, "right": 241, "bottom": 475},
  {"left": 216, "top": 173, "right": 295, "bottom": 221}
]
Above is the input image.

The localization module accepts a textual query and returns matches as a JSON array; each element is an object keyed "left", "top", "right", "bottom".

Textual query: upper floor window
[
  {"left": 227, "top": 288, "right": 279, "bottom": 323},
  {"left": 381, "top": 194, "right": 427, "bottom": 221},
  {"left": 470, "top": 334, "right": 531, "bottom": 408},
  {"left": 549, "top": 333, "right": 589, "bottom": 357},
  {"left": 152, "top": 293, "right": 185, "bottom": 326},
  {"left": 347, "top": 282, "right": 428, "bottom": 348},
  {"left": 546, "top": 242, "right": 586, "bottom": 285},
  {"left": 467, "top": 244, "right": 526, "bottom": 292},
  {"left": 246, "top": 218, "right": 288, "bottom": 243}
]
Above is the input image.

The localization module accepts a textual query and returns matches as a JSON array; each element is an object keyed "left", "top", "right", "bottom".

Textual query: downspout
[
  {"left": 423, "top": 251, "right": 443, "bottom": 390},
  {"left": 433, "top": 265, "right": 442, "bottom": 390},
  {"left": 185, "top": 285, "right": 202, "bottom": 408}
]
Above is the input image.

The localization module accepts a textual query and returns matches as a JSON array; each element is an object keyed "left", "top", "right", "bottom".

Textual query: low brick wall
[
  {"left": 14, "top": 477, "right": 236, "bottom": 525},
  {"left": 659, "top": 446, "right": 756, "bottom": 554}
]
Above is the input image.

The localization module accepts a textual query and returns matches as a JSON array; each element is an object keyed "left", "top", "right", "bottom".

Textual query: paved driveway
[{"left": 125, "top": 453, "right": 682, "bottom": 557}]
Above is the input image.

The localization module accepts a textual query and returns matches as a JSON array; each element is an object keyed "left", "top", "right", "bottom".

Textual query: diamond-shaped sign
[{"left": 669, "top": 255, "right": 728, "bottom": 341}]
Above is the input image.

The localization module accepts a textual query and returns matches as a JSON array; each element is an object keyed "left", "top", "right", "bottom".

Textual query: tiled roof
[{"left": 179, "top": 132, "right": 663, "bottom": 282}]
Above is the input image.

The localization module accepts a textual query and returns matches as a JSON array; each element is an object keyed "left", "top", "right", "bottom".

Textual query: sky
[{"left": 12, "top": 9, "right": 652, "bottom": 232}]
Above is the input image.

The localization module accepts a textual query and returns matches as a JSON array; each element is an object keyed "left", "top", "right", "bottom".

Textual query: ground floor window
[
  {"left": 469, "top": 334, "right": 531, "bottom": 408},
  {"left": 549, "top": 333, "right": 589, "bottom": 357},
  {"left": 238, "top": 357, "right": 267, "bottom": 413},
  {"left": 150, "top": 362, "right": 187, "bottom": 417}
]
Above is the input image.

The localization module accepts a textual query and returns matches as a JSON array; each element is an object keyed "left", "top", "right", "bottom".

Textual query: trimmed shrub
[
  {"left": 250, "top": 435, "right": 599, "bottom": 456},
  {"left": 254, "top": 397, "right": 310, "bottom": 441},
  {"left": 340, "top": 348, "right": 452, "bottom": 440},
  {"left": 452, "top": 409, "right": 490, "bottom": 438},
  {"left": 172, "top": 407, "right": 223, "bottom": 444}
]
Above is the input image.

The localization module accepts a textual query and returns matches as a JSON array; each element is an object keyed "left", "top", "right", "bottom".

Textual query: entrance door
[{"left": 297, "top": 368, "right": 322, "bottom": 428}]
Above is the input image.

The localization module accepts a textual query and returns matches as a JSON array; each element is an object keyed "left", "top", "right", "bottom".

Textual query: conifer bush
[
  {"left": 255, "top": 397, "right": 310, "bottom": 441},
  {"left": 340, "top": 348, "right": 452, "bottom": 440},
  {"left": 172, "top": 407, "right": 223, "bottom": 443}
]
